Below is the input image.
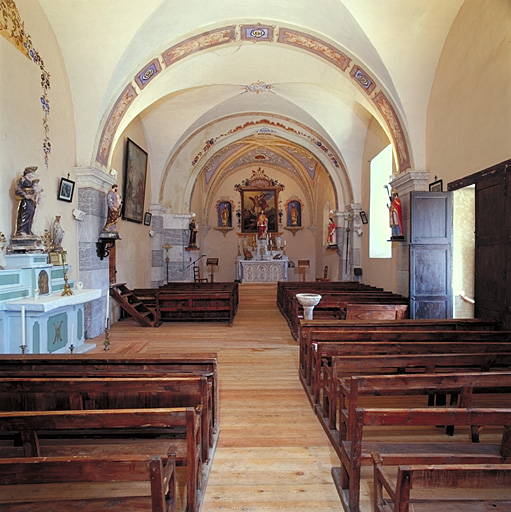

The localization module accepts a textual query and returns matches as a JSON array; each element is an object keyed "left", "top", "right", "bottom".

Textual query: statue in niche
[
  {"left": 290, "top": 204, "right": 299, "bottom": 226},
  {"left": 14, "top": 166, "right": 41, "bottom": 237},
  {"left": 188, "top": 216, "right": 198, "bottom": 248},
  {"left": 327, "top": 218, "right": 337, "bottom": 246},
  {"left": 257, "top": 210, "right": 268, "bottom": 239},
  {"left": 52, "top": 215, "right": 64, "bottom": 251},
  {"left": 220, "top": 203, "right": 230, "bottom": 227},
  {"left": 103, "top": 184, "right": 121, "bottom": 232}
]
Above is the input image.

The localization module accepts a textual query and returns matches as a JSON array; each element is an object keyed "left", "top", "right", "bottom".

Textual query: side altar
[{"left": 0, "top": 254, "right": 100, "bottom": 354}]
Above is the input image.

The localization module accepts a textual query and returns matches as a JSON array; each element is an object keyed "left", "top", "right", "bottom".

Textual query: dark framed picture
[
  {"left": 57, "top": 177, "right": 75, "bottom": 202},
  {"left": 359, "top": 210, "right": 368, "bottom": 224},
  {"left": 122, "top": 138, "right": 148, "bottom": 223},
  {"left": 240, "top": 188, "right": 278, "bottom": 234},
  {"left": 143, "top": 212, "right": 152, "bottom": 226},
  {"left": 429, "top": 179, "right": 443, "bottom": 192}
]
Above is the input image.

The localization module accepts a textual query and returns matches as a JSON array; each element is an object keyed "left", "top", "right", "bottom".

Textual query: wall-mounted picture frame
[
  {"left": 122, "top": 138, "right": 148, "bottom": 223},
  {"left": 57, "top": 177, "right": 75, "bottom": 202},
  {"left": 359, "top": 210, "right": 368, "bottom": 224},
  {"left": 429, "top": 179, "right": 443, "bottom": 192},
  {"left": 143, "top": 212, "right": 152, "bottom": 226}
]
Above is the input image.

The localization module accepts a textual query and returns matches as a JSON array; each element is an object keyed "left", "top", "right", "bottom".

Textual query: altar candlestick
[
  {"left": 21, "top": 306, "right": 26, "bottom": 347},
  {"left": 105, "top": 288, "right": 110, "bottom": 328}
]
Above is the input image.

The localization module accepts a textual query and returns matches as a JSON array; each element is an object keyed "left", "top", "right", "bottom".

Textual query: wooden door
[
  {"left": 409, "top": 191, "right": 453, "bottom": 318},
  {"left": 475, "top": 174, "right": 510, "bottom": 326}
]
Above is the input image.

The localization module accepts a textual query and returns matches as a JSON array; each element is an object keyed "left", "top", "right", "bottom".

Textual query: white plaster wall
[
  {"left": 0, "top": 1, "right": 77, "bottom": 277},
  {"left": 426, "top": 0, "right": 511, "bottom": 180}
]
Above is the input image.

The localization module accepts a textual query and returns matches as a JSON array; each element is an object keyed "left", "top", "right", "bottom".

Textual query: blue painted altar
[{"left": 0, "top": 254, "right": 101, "bottom": 354}]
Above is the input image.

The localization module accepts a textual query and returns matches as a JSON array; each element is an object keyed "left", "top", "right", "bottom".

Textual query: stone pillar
[
  {"left": 163, "top": 213, "right": 195, "bottom": 282},
  {"left": 389, "top": 170, "right": 429, "bottom": 297},
  {"left": 339, "top": 205, "right": 362, "bottom": 282},
  {"left": 149, "top": 204, "right": 165, "bottom": 287},
  {"left": 75, "top": 167, "right": 116, "bottom": 339}
]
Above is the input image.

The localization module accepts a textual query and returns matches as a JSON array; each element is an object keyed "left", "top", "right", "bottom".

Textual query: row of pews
[
  {"left": 0, "top": 354, "right": 220, "bottom": 512},
  {"left": 132, "top": 282, "right": 239, "bottom": 326},
  {"left": 285, "top": 281, "right": 511, "bottom": 512},
  {"left": 277, "top": 282, "right": 410, "bottom": 340}
]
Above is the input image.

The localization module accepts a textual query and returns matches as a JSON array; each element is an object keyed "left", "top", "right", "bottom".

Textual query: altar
[
  {"left": 0, "top": 253, "right": 101, "bottom": 354},
  {"left": 237, "top": 258, "right": 288, "bottom": 283}
]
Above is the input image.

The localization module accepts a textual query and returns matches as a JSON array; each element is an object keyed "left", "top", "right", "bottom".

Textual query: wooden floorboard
[{"left": 87, "top": 283, "right": 362, "bottom": 511}]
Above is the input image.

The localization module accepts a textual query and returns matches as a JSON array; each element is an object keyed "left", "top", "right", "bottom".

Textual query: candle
[{"left": 21, "top": 306, "right": 26, "bottom": 347}]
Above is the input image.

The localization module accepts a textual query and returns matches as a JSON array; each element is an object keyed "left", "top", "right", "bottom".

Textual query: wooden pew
[
  {"left": 0, "top": 454, "right": 177, "bottom": 512},
  {"left": 337, "top": 371, "right": 511, "bottom": 444},
  {"left": 344, "top": 303, "right": 408, "bottom": 320},
  {"left": 0, "top": 408, "right": 201, "bottom": 512},
  {"left": 0, "top": 376, "right": 213, "bottom": 462},
  {"left": 0, "top": 354, "right": 220, "bottom": 437},
  {"left": 372, "top": 458, "right": 511, "bottom": 512},
  {"left": 134, "top": 282, "right": 239, "bottom": 314},
  {"left": 155, "top": 291, "right": 236, "bottom": 326},
  {"left": 287, "top": 292, "right": 409, "bottom": 340},
  {"left": 299, "top": 319, "right": 502, "bottom": 385},
  {"left": 320, "top": 352, "right": 511, "bottom": 450},
  {"left": 311, "top": 337, "right": 511, "bottom": 408},
  {"left": 333, "top": 407, "right": 511, "bottom": 512}
]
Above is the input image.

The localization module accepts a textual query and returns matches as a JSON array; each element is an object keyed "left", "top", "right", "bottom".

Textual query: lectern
[{"left": 206, "top": 258, "right": 219, "bottom": 282}]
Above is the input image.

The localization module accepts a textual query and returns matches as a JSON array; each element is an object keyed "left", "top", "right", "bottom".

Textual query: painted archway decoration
[{"left": 95, "top": 24, "right": 411, "bottom": 173}]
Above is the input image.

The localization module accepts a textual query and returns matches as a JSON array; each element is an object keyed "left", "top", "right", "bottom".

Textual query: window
[{"left": 369, "top": 145, "right": 392, "bottom": 258}]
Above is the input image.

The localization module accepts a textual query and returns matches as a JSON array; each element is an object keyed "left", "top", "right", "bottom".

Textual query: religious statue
[
  {"left": 257, "top": 210, "right": 268, "bottom": 239},
  {"left": 103, "top": 184, "right": 121, "bottom": 232},
  {"left": 52, "top": 215, "right": 64, "bottom": 251},
  {"left": 221, "top": 204, "right": 229, "bottom": 227},
  {"left": 14, "top": 166, "right": 41, "bottom": 237},
  {"left": 387, "top": 188, "right": 404, "bottom": 238},
  {"left": 327, "top": 218, "right": 337, "bottom": 246},
  {"left": 188, "top": 217, "right": 198, "bottom": 248},
  {"left": 290, "top": 203, "right": 299, "bottom": 226}
]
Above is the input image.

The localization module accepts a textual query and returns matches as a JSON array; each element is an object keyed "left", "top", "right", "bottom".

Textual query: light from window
[{"left": 369, "top": 145, "right": 392, "bottom": 258}]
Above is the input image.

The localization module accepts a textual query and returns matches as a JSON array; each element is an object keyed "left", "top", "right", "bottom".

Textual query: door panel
[
  {"left": 409, "top": 191, "right": 452, "bottom": 319},
  {"left": 475, "top": 175, "right": 508, "bottom": 324}
]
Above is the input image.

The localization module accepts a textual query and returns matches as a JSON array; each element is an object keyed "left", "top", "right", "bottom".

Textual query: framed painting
[
  {"left": 122, "top": 138, "right": 148, "bottom": 223},
  {"left": 58, "top": 177, "right": 75, "bottom": 202},
  {"left": 429, "top": 179, "right": 443, "bottom": 192},
  {"left": 241, "top": 188, "right": 278, "bottom": 234},
  {"left": 143, "top": 212, "right": 152, "bottom": 226}
]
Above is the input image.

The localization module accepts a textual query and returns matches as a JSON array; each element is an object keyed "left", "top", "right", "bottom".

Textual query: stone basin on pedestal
[{"left": 296, "top": 293, "right": 322, "bottom": 320}]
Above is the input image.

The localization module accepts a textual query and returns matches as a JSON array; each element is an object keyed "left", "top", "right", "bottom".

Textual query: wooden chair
[
  {"left": 193, "top": 265, "right": 208, "bottom": 283},
  {"left": 316, "top": 265, "right": 329, "bottom": 282}
]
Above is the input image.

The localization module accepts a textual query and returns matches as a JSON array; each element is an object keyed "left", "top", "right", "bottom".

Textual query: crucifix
[{"left": 163, "top": 243, "right": 172, "bottom": 283}]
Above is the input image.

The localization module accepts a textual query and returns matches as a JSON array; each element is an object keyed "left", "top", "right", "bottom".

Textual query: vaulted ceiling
[{"left": 38, "top": 0, "right": 464, "bottom": 210}]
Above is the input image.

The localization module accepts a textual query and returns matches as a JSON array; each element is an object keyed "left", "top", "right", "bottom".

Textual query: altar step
[{"left": 110, "top": 283, "right": 154, "bottom": 327}]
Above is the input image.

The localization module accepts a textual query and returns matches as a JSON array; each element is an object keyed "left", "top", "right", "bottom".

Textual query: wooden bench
[
  {"left": 320, "top": 352, "right": 511, "bottom": 451},
  {"left": 333, "top": 407, "right": 511, "bottom": 512},
  {"left": 337, "top": 371, "right": 511, "bottom": 444},
  {"left": 344, "top": 303, "right": 408, "bottom": 321},
  {"left": 298, "top": 319, "right": 502, "bottom": 386},
  {"left": 372, "top": 458, "right": 511, "bottom": 512},
  {"left": 155, "top": 291, "right": 236, "bottom": 326},
  {"left": 0, "top": 354, "right": 220, "bottom": 437},
  {"left": 0, "top": 453, "right": 177, "bottom": 512},
  {"left": 287, "top": 292, "right": 409, "bottom": 340},
  {"left": 310, "top": 337, "right": 511, "bottom": 408},
  {"left": 0, "top": 408, "right": 201, "bottom": 512},
  {"left": 135, "top": 282, "right": 239, "bottom": 314},
  {"left": 0, "top": 376, "right": 213, "bottom": 462}
]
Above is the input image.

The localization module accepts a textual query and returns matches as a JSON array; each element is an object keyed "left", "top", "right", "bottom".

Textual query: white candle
[{"left": 21, "top": 306, "right": 26, "bottom": 347}]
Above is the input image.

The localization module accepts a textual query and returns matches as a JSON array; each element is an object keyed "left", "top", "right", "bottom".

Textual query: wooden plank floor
[{"left": 89, "top": 283, "right": 351, "bottom": 511}]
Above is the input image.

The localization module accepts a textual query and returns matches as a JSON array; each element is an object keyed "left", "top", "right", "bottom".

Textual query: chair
[
  {"left": 316, "top": 265, "right": 330, "bottom": 282},
  {"left": 193, "top": 265, "right": 208, "bottom": 283}
]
